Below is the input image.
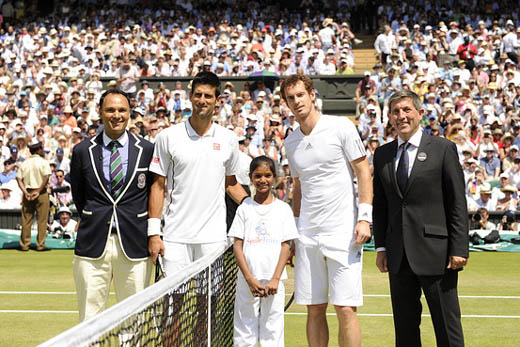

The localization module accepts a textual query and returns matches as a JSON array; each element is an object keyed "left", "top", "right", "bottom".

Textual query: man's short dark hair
[
  {"left": 99, "top": 89, "right": 131, "bottom": 110},
  {"left": 191, "top": 71, "right": 221, "bottom": 98},
  {"left": 280, "top": 74, "right": 314, "bottom": 102}
]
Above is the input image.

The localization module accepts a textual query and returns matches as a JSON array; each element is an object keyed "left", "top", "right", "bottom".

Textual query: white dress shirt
[{"left": 377, "top": 129, "right": 423, "bottom": 252}]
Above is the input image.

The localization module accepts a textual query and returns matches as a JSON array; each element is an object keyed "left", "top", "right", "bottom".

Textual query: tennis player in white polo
[
  {"left": 147, "top": 71, "right": 247, "bottom": 270},
  {"left": 282, "top": 74, "right": 373, "bottom": 347}
]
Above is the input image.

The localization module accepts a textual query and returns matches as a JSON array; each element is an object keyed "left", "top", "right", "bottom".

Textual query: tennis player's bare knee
[
  {"left": 334, "top": 305, "right": 357, "bottom": 320},
  {"left": 334, "top": 305, "right": 361, "bottom": 347},
  {"left": 307, "top": 303, "right": 328, "bottom": 318},
  {"left": 306, "top": 303, "right": 329, "bottom": 347}
]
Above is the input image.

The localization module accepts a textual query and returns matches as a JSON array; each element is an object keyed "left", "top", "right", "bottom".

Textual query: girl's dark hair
[{"left": 249, "top": 155, "right": 276, "bottom": 177}]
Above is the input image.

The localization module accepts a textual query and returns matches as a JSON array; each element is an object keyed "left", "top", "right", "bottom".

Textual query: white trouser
[
  {"left": 234, "top": 276, "right": 285, "bottom": 347},
  {"left": 73, "top": 233, "right": 152, "bottom": 322}
]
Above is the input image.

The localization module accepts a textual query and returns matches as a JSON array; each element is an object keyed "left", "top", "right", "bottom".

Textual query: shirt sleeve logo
[
  {"left": 153, "top": 157, "right": 160, "bottom": 163},
  {"left": 213, "top": 143, "right": 220, "bottom": 151}
]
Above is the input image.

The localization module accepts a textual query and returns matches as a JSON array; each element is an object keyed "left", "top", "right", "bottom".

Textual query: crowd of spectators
[
  {"left": 358, "top": 2, "right": 520, "bottom": 232},
  {"left": 1, "top": 0, "right": 520, "bottom": 235}
]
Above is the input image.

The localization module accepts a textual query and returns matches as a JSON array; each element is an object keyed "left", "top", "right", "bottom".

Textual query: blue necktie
[{"left": 397, "top": 142, "right": 411, "bottom": 194}]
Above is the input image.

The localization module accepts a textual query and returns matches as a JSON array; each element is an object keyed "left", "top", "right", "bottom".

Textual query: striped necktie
[
  {"left": 109, "top": 141, "right": 124, "bottom": 198},
  {"left": 396, "top": 142, "right": 411, "bottom": 194}
]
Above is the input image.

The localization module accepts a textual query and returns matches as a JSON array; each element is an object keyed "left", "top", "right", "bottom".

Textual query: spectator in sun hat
[
  {"left": 360, "top": 104, "right": 383, "bottom": 140},
  {"left": 496, "top": 185, "right": 518, "bottom": 211},
  {"left": 0, "top": 179, "right": 22, "bottom": 210},
  {"left": 48, "top": 205, "right": 77, "bottom": 239},
  {"left": 492, "top": 172, "right": 512, "bottom": 202},
  {"left": 480, "top": 145, "right": 501, "bottom": 179},
  {"left": 500, "top": 132, "right": 516, "bottom": 161},
  {"left": 355, "top": 71, "right": 376, "bottom": 107},
  {"left": 503, "top": 144, "right": 519, "bottom": 171}
]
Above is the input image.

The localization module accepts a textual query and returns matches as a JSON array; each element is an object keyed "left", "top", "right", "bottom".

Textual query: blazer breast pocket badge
[{"left": 137, "top": 173, "right": 146, "bottom": 189}]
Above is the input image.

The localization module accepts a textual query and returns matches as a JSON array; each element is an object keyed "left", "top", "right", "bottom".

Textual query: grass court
[{"left": 0, "top": 250, "right": 519, "bottom": 346}]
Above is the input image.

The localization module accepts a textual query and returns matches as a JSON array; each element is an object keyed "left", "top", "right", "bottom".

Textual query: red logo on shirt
[
  {"left": 213, "top": 143, "right": 220, "bottom": 151},
  {"left": 153, "top": 157, "right": 160, "bottom": 163}
]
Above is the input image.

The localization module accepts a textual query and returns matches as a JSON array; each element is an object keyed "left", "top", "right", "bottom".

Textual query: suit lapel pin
[{"left": 417, "top": 152, "right": 427, "bottom": 162}]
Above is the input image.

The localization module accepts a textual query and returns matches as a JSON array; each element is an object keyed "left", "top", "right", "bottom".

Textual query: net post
[{"left": 208, "top": 263, "right": 212, "bottom": 347}]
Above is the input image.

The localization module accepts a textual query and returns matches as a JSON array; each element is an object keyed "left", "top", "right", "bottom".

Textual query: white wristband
[
  {"left": 357, "top": 203, "right": 373, "bottom": 224},
  {"left": 147, "top": 218, "right": 162, "bottom": 237}
]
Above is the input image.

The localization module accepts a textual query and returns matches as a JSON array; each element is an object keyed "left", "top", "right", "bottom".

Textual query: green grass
[{"left": 0, "top": 250, "right": 519, "bottom": 346}]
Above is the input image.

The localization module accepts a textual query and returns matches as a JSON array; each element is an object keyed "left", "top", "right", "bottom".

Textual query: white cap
[{"left": 58, "top": 206, "right": 72, "bottom": 215}]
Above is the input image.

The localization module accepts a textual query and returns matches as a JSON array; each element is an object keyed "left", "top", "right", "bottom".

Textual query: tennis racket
[
  {"left": 284, "top": 242, "right": 295, "bottom": 312},
  {"left": 155, "top": 254, "right": 166, "bottom": 282},
  {"left": 153, "top": 254, "right": 166, "bottom": 334}
]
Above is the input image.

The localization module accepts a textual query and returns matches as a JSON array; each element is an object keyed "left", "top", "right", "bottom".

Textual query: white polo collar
[{"left": 185, "top": 118, "right": 216, "bottom": 138}]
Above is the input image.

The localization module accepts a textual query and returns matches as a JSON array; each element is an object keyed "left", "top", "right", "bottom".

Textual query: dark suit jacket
[
  {"left": 71, "top": 131, "right": 154, "bottom": 260},
  {"left": 373, "top": 133, "right": 469, "bottom": 276}
]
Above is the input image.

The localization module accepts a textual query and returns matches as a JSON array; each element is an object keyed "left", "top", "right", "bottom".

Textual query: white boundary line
[
  {"left": 1, "top": 291, "right": 520, "bottom": 299},
  {"left": 1, "top": 310, "right": 519, "bottom": 318},
  {"left": 0, "top": 310, "right": 78, "bottom": 313},
  {"left": 285, "top": 313, "right": 520, "bottom": 319},
  {"left": 362, "top": 294, "right": 520, "bottom": 299}
]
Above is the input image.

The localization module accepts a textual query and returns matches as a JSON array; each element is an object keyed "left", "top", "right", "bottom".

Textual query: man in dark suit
[
  {"left": 373, "top": 90, "right": 469, "bottom": 347},
  {"left": 71, "top": 89, "right": 154, "bottom": 322}
]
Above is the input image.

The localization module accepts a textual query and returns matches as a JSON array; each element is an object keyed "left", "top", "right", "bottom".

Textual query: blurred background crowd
[{"left": 1, "top": 0, "right": 520, "bottom": 233}]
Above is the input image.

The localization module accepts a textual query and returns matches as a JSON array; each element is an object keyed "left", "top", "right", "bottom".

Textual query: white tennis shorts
[
  {"left": 163, "top": 240, "right": 228, "bottom": 294},
  {"left": 294, "top": 232, "right": 363, "bottom": 307}
]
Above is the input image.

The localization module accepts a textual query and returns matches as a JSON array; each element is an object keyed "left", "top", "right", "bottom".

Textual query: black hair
[
  {"left": 191, "top": 71, "right": 221, "bottom": 98},
  {"left": 56, "top": 169, "right": 65, "bottom": 175},
  {"left": 99, "top": 89, "right": 131, "bottom": 110},
  {"left": 249, "top": 155, "right": 277, "bottom": 177}
]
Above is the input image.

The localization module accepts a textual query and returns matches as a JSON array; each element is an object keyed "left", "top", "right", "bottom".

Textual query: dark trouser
[
  {"left": 389, "top": 255, "right": 464, "bottom": 347},
  {"left": 381, "top": 53, "right": 389, "bottom": 66},
  {"left": 225, "top": 185, "right": 251, "bottom": 232},
  {"left": 20, "top": 192, "right": 50, "bottom": 250}
]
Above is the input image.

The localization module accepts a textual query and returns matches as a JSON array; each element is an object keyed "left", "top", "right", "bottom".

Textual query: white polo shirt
[
  {"left": 285, "top": 114, "right": 366, "bottom": 236},
  {"left": 150, "top": 119, "right": 240, "bottom": 243}
]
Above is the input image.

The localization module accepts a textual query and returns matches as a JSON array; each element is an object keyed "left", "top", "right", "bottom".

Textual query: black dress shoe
[
  {"left": 17, "top": 247, "right": 29, "bottom": 252},
  {"left": 36, "top": 247, "right": 51, "bottom": 252}
]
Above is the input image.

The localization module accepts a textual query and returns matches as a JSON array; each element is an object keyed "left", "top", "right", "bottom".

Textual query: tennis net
[{"left": 39, "top": 242, "right": 237, "bottom": 347}]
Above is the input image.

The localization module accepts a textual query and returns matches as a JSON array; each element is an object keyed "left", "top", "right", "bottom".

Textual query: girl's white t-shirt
[{"left": 229, "top": 197, "right": 299, "bottom": 281}]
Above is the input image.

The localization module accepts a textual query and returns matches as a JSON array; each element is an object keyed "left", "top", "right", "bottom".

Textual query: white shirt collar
[
  {"left": 102, "top": 131, "right": 128, "bottom": 147},
  {"left": 185, "top": 118, "right": 215, "bottom": 138},
  {"left": 398, "top": 129, "right": 423, "bottom": 149}
]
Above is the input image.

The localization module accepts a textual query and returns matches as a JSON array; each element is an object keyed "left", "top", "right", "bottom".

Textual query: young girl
[{"left": 229, "top": 156, "right": 299, "bottom": 347}]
